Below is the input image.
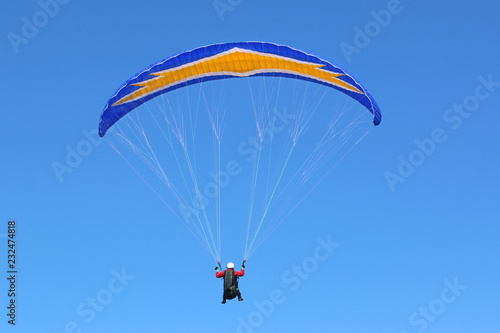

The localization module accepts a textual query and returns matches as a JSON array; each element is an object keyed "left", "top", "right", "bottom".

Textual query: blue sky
[{"left": 2, "top": 1, "right": 499, "bottom": 332}]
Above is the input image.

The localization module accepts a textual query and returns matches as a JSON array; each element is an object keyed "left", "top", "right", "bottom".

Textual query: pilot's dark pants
[{"left": 223, "top": 288, "right": 242, "bottom": 301}]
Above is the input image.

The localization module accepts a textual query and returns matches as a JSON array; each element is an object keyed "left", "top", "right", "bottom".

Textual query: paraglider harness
[{"left": 219, "top": 260, "right": 245, "bottom": 300}]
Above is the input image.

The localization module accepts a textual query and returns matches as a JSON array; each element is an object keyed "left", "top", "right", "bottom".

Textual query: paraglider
[{"left": 98, "top": 42, "right": 382, "bottom": 303}]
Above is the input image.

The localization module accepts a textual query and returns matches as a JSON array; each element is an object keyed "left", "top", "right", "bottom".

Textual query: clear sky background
[{"left": 2, "top": 1, "right": 499, "bottom": 332}]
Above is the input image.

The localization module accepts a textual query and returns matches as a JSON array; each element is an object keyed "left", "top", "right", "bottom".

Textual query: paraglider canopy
[{"left": 99, "top": 42, "right": 381, "bottom": 137}]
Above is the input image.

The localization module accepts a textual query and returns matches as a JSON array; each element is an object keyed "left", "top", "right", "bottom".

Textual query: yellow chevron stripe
[{"left": 112, "top": 48, "right": 363, "bottom": 107}]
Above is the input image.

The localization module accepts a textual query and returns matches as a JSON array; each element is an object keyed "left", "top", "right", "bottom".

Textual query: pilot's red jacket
[{"left": 216, "top": 268, "right": 245, "bottom": 278}]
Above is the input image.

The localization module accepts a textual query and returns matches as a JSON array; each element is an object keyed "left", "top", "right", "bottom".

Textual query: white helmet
[{"left": 227, "top": 262, "right": 234, "bottom": 269}]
